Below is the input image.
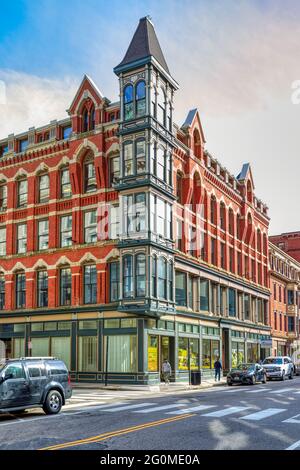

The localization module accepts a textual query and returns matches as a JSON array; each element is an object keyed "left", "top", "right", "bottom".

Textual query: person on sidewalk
[
  {"left": 214, "top": 357, "right": 222, "bottom": 381},
  {"left": 162, "top": 359, "right": 172, "bottom": 385}
]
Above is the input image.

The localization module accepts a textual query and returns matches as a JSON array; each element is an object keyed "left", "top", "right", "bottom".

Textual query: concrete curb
[{"left": 71, "top": 380, "right": 227, "bottom": 392}]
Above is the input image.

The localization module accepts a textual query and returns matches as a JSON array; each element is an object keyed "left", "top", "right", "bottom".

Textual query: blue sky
[{"left": 1, "top": 0, "right": 300, "bottom": 233}]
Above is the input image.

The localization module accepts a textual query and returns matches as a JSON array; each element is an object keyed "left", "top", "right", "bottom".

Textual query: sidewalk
[{"left": 71, "top": 377, "right": 227, "bottom": 392}]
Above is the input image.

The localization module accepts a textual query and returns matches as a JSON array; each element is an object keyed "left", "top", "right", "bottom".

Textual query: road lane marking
[
  {"left": 167, "top": 405, "right": 216, "bottom": 415},
  {"left": 201, "top": 406, "right": 252, "bottom": 417},
  {"left": 269, "top": 388, "right": 295, "bottom": 394},
  {"left": 247, "top": 388, "right": 268, "bottom": 393},
  {"left": 224, "top": 388, "right": 251, "bottom": 392},
  {"left": 240, "top": 408, "right": 287, "bottom": 421},
  {"left": 63, "top": 400, "right": 121, "bottom": 409},
  {"left": 102, "top": 402, "right": 157, "bottom": 412},
  {"left": 134, "top": 404, "right": 186, "bottom": 413},
  {"left": 286, "top": 440, "right": 300, "bottom": 450},
  {"left": 39, "top": 413, "right": 196, "bottom": 450}
]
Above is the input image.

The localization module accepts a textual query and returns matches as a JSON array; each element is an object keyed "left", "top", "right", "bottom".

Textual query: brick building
[
  {"left": 270, "top": 232, "right": 300, "bottom": 264},
  {"left": 0, "top": 17, "right": 271, "bottom": 384},
  {"left": 269, "top": 242, "right": 300, "bottom": 356}
]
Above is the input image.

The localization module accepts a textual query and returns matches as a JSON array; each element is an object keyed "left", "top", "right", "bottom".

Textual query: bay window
[
  {"left": 135, "top": 81, "right": 146, "bottom": 117},
  {"left": 135, "top": 254, "right": 146, "bottom": 297},
  {"left": 110, "top": 262, "right": 119, "bottom": 302}
]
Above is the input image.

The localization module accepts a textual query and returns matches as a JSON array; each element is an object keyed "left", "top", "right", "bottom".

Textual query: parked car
[
  {"left": 227, "top": 363, "right": 267, "bottom": 386},
  {"left": 291, "top": 351, "right": 300, "bottom": 376},
  {"left": 0, "top": 357, "right": 72, "bottom": 415},
  {"left": 262, "top": 356, "right": 294, "bottom": 380}
]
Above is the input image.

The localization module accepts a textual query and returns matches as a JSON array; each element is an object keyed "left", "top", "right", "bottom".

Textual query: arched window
[
  {"left": 82, "top": 108, "right": 89, "bottom": 133},
  {"left": 0, "top": 182, "right": 7, "bottom": 211},
  {"left": 176, "top": 172, "right": 183, "bottom": 204},
  {"left": 17, "top": 178, "right": 28, "bottom": 208},
  {"left": 16, "top": 271, "right": 26, "bottom": 309},
  {"left": 124, "top": 84, "right": 134, "bottom": 120},
  {"left": 236, "top": 213, "right": 241, "bottom": 240},
  {"left": 229, "top": 209, "right": 234, "bottom": 235},
  {"left": 60, "top": 166, "right": 72, "bottom": 198},
  {"left": 210, "top": 196, "right": 217, "bottom": 225},
  {"left": 123, "top": 255, "right": 133, "bottom": 298},
  {"left": 158, "top": 257, "right": 167, "bottom": 300},
  {"left": 136, "top": 81, "right": 146, "bottom": 117},
  {"left": 38, "top": 173, "right": 49, "bottom": 203},
  {"left": 257, "top": 229, "right": 262, "bottom": 252},
  {"left": 191, "top": 173, "right": 201, "bottom": 212},
  {"left": 157, "top": 87, "right": 166, "bottom": 126},
  {"left": 135, "top": 254, "right": 146, "bottom": 297},
  {"left": 90, "top": 106, "right": 95, "bottom": 130},
  {"left": 84, "top": 155, "right": 96, "bottom": 193},
  {"left": 220, "top": 203, "right": 226, "bottom": 230},
  {"left": 193, "top": 129, "right": 201, "bottom": 159},
  {"left": 263, "top": 233, "right": 268, "bottom": 255},
  {"left": 37, "top": 270, "right": 48, "bottom": 307}
]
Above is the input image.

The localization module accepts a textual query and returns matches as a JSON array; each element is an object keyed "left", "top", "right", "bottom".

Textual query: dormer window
[
  {"left": 124, "top": 84, "right": 134, "bottom": 120},
  {"left": 19, "top": 138, "right": 28, "bottom": 153},
  {"left": 62, "top": 125, "right": 72, "bottom": 140}
]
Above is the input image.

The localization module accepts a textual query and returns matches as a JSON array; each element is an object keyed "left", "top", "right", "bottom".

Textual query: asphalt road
[{"left": 1, "top": 377, "right": 300, "bottom": 450}]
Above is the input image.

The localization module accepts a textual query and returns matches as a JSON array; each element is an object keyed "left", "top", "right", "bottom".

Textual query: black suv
[{"left": 0, "top": 357, "right": 72, "bottom": 415}]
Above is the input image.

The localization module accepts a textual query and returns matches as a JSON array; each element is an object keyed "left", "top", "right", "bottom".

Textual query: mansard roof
[{"left": 115, "top": 16, "right": 170, "bottom": 74}]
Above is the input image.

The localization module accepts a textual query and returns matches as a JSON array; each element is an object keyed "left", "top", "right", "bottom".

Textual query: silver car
[{"left": 262, "top": 356, "right": 294, "bottom": 381}]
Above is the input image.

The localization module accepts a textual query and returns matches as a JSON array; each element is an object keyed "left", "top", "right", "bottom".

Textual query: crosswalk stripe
[
  {"left": 286, "top": 440, "right": 300, "bottom": 450},
  {"left": 134, "top": 404, "right": 186, "bottom": 413},
  {"left": 224, "top": 388, "right": 250, "bottom": 393},
  {"left": 247, "top": 388, "right": 268, "bottom": 393},
  {"left": 283, "top": 414, "right": 300, "bottom": 424},
  {"left": 201, "top": 406, "right": 252, "bottom": 417},
  {"left": 240, "top": 408, "right": 286, "bottom": 421},
  {"left": 64, "top": 401, "right": 126, "bottom": 410},
  {"left": 102, "top": 402, "right": 157, "bottom": 412},
  {"left": 269, "top": 388, "right": 295, "bottom": 394},
  {"left": 167, "top": 405, "right": 216, "bottom": 415}
]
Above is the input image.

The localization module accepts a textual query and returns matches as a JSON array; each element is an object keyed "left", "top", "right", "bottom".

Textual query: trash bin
[{"left": 191, "top": 370, "right": 201, "bottom": 385}]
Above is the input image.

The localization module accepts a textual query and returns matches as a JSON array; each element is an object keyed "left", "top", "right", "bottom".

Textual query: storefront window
[
  {"left": 13, "top": 338, "right": 25, "bottom": 357},
  {"left": 178, "top": 337, "right": 189, "bottom": 370},
  {"left": 148, "top": 335, "right": 158, "bottom": 372},
  {"left": 107, "top": 335, "right": 137, "bottom": 373},
  {"left": 31, "top": 337, "right": 49, "bottom": 357},
  {"left": 78, "top": 336, "right": 97, "bottom": 371},
  {"left": 231, "top": 341, "right": 245, "bottom": 368},
  {"left": 190, "top": 339, "right": 199, "bottom": 370},
  {"left": 247, "top": 342, "right": 259, "bottom": 363},
  {"left": 202, "top": 338, "right": 220, "bottom": 369},
  {"left": 51, "top": 337, "right": 71, "bottom": 370}
]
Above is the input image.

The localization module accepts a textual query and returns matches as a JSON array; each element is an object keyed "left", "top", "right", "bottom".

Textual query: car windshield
[
  {"left": 263, "top": 358, "right": 283, "bottom": 365},
  {"left": 234, "top": 363, "right": 255, "bottom": 371}
]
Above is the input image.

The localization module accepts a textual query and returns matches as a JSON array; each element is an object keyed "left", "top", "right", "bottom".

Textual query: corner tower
[{"left": 114, "top": 16, "right": 179, "bottom": 316}]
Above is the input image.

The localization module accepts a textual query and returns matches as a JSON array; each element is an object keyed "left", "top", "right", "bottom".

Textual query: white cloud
[{"left": 0, "top": 70, "right": 78, "bottom": 138}]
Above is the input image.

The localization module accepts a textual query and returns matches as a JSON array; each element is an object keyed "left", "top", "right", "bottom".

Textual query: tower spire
[{"left": 114, "top": 16, "right": 170, "bottom": 75}]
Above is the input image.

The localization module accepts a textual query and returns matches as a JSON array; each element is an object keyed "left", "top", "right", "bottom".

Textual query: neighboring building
[
  {"left": 270, "top": 232, "right": 300, "bottom": 263},
  {"left": 0, "top": 16, "right": 271, "bottom": 384},
  {"left": 269, "top": 242, "right": 300, "bottom": 356}
]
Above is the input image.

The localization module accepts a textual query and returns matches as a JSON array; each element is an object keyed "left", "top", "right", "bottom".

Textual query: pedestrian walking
[
  {"left": 162, "top": 359, "right": 172, "bottom": 385},
  {"left": 214, "top": 357, "right": 222, "bottom": 381}
]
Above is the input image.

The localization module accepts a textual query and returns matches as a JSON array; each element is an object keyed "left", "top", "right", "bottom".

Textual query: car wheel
[
  {"left": 280, "top": 371, "right": 285, "bottom": 381},
  {"left": 43, "top": 390, "right": 63, "bottom": 415},
  {"left": 227, "top": 381, "right": 233, "bottom": 386},
  {"left": 251, "top": 375, "right": 256, "bottom": 385},
  {"left": 289, "top": 370, "right": 293, "bottom": 380},
  {"left": 262, "top": 374, "right": 267, "bottom": 384}
]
